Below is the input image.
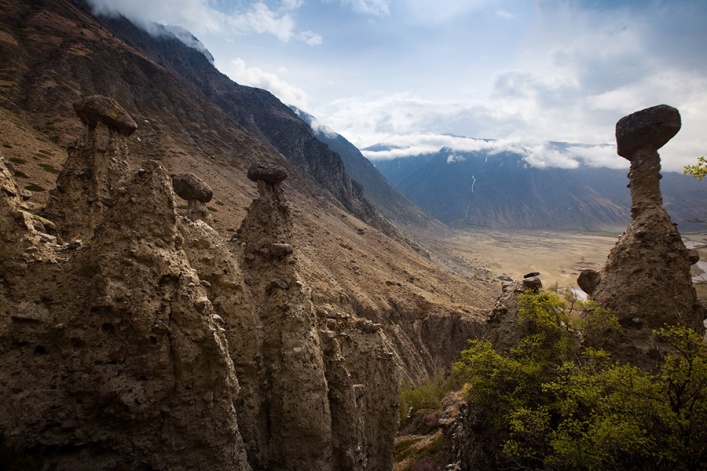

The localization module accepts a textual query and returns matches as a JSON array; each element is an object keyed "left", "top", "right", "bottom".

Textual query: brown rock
[
  {"left": 247, "top": 163, "right": 288, "bottom": 185},
  {"left": 172, "top": 173, "right": 213, "bottom": 203},
  {"left": 270, "top": 243, "right": 293, "bottom": 258},
  {"left": 73, "top": 95, "right": 138, "bottom": 136},
  {"left": 577, "top": 269, "right": 601, "bottom": 296},
  {"left": 522, "top": 276, "right": 542, "bottom": 291},
  {"left": 616, "top": 104, "right": 681, "bottom": 160}
]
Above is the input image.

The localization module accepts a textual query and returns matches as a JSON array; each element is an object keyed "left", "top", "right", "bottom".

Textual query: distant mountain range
[
  {"left": 291, "top": 107, "right": 447, "bottom": 235},
  {"left": 371, "top": 148, "right": 707, "bottom": 232}
]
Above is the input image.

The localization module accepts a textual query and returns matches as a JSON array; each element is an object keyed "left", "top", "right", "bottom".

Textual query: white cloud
[
  {"left": 87, "top": 0, "right": 223, "bottom": 33},
  {"left": 495, "top": 9, "right": 514, "bottom": 20},
  {"left": 566, "top": 145, "right": 626, "bottom": 169},
  {"left": 85, "top": 0, "right": 321, "bottom": 45},
  {"left": 225, "top": 58, "right": 309, "bottom": 109},
  {"left": 514, "top": 143, "right": 580, "bottom": 169},
  {"left": 338, "top": 0, "right": 391, "bottom": 16}
]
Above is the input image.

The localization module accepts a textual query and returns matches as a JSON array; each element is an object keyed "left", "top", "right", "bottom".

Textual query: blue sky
[{"left": 86, "top": 0, "right": 707, "bottom": 171}]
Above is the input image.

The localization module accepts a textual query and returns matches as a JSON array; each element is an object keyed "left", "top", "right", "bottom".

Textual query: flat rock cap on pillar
[
  {"left": 615, "top": 104, "right": 681, "bottom": 160},
  {"left": 171, "top": 173, "right": 213, "bottom": 203},
  {"left": 73, "top": 95, "right": 138, "bottom": 136},
  {"left": 247, "top": 162, "right": 288, "bottom": 185}
]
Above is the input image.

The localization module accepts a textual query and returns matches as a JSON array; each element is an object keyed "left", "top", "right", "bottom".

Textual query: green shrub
[
  {"left": 399, "top": 377, "right": 456, "bottom": 426},
  {"left": 453, "top": 290, "right": 707, "bottom": 470}
]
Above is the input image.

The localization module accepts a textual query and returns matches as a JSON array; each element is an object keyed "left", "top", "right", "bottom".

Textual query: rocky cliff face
[
  {"left": 1, "top": 116, "right": 252, "bottom": 470},
  {"left": 0, "top": 98, "right": 402, "bottom": 470}
]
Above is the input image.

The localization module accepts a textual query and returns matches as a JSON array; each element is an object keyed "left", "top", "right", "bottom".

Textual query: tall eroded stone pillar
[{"left": 578, "top": 105, "right": 704, "bottom": 351}]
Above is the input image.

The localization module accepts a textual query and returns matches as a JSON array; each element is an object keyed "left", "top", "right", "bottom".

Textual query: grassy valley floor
[{"left": 425, "top": 228, "right": 621, "bottom": 291}]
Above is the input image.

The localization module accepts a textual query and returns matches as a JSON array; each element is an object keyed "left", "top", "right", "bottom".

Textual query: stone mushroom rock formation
[
  {"left": 73, "top": 95, "right": 138, "bottom": 137},
  {"left": 247, "top": 162, "right": 288, "bottom": 185},
  {"left": 235, "top": 161, "right": 399, "bottom": 470},
  {"left": 578, "top": 104, "right": 705, "bottom": 360},
  {"left": 44, "top": 95, "right": 137, "bottom": 241},
  {"left": 171, "top": 172, "right": 214, "bottom": 223}
]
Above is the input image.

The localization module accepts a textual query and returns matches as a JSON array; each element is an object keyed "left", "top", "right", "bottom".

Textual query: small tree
[{"left": 684, "top": 156, "right": 707, "bottom": 181}]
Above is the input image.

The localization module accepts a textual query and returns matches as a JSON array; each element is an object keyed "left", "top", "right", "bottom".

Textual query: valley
[{"left": 427, "top": 228, "right": 620, "bottom": 291}]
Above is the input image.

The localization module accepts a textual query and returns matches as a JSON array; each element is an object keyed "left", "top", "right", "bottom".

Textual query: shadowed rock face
[
  {"left": 1, "top": 160, "right": 253, "bottom": 470},
  {"left": 2, "top": 92, "right": 401, "bottom": 469},
  {"left": 234, "top": 162, "right": 399, "bottom": 470},
  {"left": 73, "top": 95, "right": 138, "bottom": 137},
  {"left": 579, "top": 104, "right": 705, "bottom": 362},
  {"left": 44, "top": 96, "right": 137, "bottom": 241}
]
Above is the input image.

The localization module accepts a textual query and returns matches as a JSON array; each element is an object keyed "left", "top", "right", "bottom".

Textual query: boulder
[
  {"left": 172, "top": 173, "right": 213, "bottom": 203},
  {"left": 247, "top": 163, "right": 288, "bottom": 185},
  {"left": 73, "top": 95, "right": 138, "bottom": 136},
  {"left": 616, "top": 104, "right": 681, "bottom": 160}
]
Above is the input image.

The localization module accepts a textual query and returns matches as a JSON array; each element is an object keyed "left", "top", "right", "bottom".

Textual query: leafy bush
[
  {"left": 453, "top": 290, "right": 707, "bottom": 470},
  {"left": 399, "top": 376, "right": 456, "bottom": 426}
]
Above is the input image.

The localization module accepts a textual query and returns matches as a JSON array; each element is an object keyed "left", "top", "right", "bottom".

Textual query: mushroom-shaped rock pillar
[
  {"left": 171, "top": 173, "right": 214, "bottom": 223},
  {"left": 576, "top": 104, "right": 705, "bottom": 357},
  {"left": 616, "top": 104, "right": 680, "bottom": 218},
  {"left": 247, "top": 162, "right": 289, "bottom": 200},
  {"left": 43, "top": 95, "right": 137, "bottom": 240}
]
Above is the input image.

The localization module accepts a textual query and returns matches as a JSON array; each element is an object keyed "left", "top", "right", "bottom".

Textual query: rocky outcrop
[
  {"left": 484, "top": 276, "right": 543, "bottom": 353},
  {"left": 1, "top": 98, "right": 401, "bottom": 470},
  {"left": 234, "top": 162, "right": 400, "bottom": 470},
  {"left": 579, "top": 105, "right": 705, "bottom": 351},
  {"left": 0, "top": 113, "right": 252, "bottom": 469},
  {"left": 43, "top": 96, "right": 136, "bottom": 242}
]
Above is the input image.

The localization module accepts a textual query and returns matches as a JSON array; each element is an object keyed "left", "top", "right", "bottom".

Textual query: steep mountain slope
[
  {"left": 89, "top": 8, "right": 422, "bottom": 245},
  {"left": 0, "top": 0, "right": 498, "bottom": 374},
  {"left": 291, "top": 107, "right": 448, "bottom": 236},
  {"left": 373, "top": 149, "right": 707, "bottom": 231}
]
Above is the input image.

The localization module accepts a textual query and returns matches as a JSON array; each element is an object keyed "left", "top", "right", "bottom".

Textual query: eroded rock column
[
  {"left": 44, "top": 95, "right": 137, "bottom": 241},
  {"left": 578, "top": 105, "right": 705, "bottom": 357},
  {"left": 237, "top": 162, "right": 334, "bottom": 470}
]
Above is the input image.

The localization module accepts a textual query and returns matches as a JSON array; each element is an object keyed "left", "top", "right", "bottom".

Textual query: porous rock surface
[
  {"left": 1, "top": 156, "right": 252, "bottom": 470},
  {"left": 44, "top": 96, "right": 136, "bottom": 241},
  {"left": 1, "top": 99, "right": 400, "bottom": 470},
  {"left": 234, "top": 163, "right": 399, "bottom": 470},
  {"left": 580, "top": 104, "right": 705, "bottom": 359}
]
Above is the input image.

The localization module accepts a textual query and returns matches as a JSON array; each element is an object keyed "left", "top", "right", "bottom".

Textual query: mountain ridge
[{"left": 373, "top": 148, "right": 707, "bottom": 231}]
